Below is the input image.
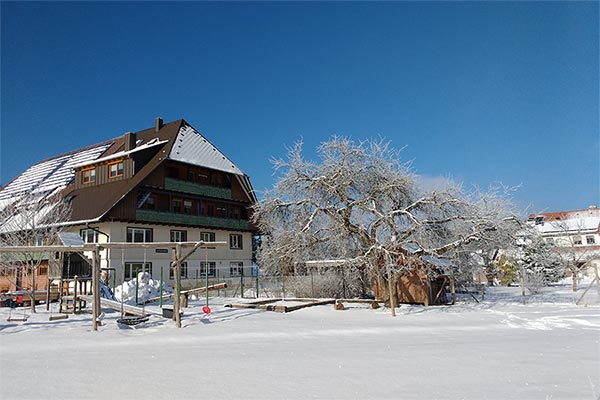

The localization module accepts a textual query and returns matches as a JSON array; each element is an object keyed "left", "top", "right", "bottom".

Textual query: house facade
[
  {"left": 526, "top": 205, "right": 600, "bottom": 276},
  {"left": 0, "top": 118, "right": 257, "bottom": 290}
]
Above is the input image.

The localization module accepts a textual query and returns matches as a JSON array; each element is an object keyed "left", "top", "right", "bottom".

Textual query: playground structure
[{"left": 0, "top": 240, "right": 227, "bottom": 330}]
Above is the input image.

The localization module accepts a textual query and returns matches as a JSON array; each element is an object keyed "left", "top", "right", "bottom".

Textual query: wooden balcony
[
  {"left": 165, "top": 177, "right": 232, "bottom": 200},
  {"left": 136, "top": 209, "right": 249, "bottom": 230}
]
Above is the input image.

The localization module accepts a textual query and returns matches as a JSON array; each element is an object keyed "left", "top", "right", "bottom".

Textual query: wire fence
[{"left": 180, "top": 269, "right": 370, "bottom": 300}]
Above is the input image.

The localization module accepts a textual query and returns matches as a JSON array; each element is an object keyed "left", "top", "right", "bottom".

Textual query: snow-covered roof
[
  {"left": 57, "top": 232, "right": 85, "bottom": 247},
  {"left": 422, "top": 255, "right": 455, "bottom": 269},
  {"left": 168, "top": 124, "right": 246, "bottom": 176},
  {"left": 535, "top": 217, "right": 600, "bottom": 235},
  {"left": 0, "top": 143, "right": 112, "bottom": 201},
  {"left": 400, "top": 243, "right": 422, "bottom": 254},
  {"left": 71, "top": 138, "right": 168, "bottom": 169}
]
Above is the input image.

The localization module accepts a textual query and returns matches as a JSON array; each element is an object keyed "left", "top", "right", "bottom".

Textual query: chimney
[
  {"left": 124, "top": 131, "right": 136, "bottom": 151},
  {"left": 155, "top": 117, "right": 163, "bottom": 132}
]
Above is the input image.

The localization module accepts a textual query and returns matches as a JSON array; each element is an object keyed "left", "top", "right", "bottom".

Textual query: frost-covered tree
[
  {"left": 0, "top": 191, "right": 71, "bottom": 312},
  {"left": 253, "top": 137, "right": 519, "bottom": 304},
  {"left": 517, "top": 231, "right": 566, "bottom": 296}
]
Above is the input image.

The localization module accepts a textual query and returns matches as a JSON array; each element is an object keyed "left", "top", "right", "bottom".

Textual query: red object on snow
[
  {"left": 15, "top": 295, "right": 23, "bottom": 305},
  {"left": 202, "top": 305, "right": 211, "bottom": 314}
]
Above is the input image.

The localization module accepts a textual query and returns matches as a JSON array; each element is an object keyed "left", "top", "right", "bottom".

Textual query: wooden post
[
  {"left": 46, "top": 277, "right": 51, "bottom": 311},
  {"left": 173, "top": 244, "right": 182, "bottom": 328},
  {"left": 73, "top": 276, "right": 78, "bottom": 314},
  {"left": 92, "top": 246, "right": 100, "bottom": 331},
  {"left": 450, "top": 276, "right": 456, "bottom": 305},
  {"left": 520, "top": 264, "right": 526, "bottom": 305},
  {"left": 385, "top": 254, "right": 396, "bottom": 317}
]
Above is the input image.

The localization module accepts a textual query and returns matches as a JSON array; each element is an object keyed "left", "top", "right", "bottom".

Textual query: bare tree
[
  {"left": 0, "top": 190, "right": 71, "bottom": 312},
  {"left": 253, "top": 137, "right": 519, "bottom": 306},
  {"left": 550, "top": 219, "right": 599, "bottom": 291}
]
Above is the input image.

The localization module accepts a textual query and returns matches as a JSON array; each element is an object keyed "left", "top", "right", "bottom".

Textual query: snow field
[{"left": 0, "top": 285, "right": 598, "bottom": 400}]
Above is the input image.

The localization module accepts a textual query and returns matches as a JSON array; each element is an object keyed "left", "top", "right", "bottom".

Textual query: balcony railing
[
  {"left": 136, "top": 209, "right": 249, "bottom": 230},
  {"left": 165, "top": 177, "right": 232, "bottom": 200}
]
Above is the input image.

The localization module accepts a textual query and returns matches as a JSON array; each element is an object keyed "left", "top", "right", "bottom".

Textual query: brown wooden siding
[{"left": 74, "top": 158, "right": 133, "bottom": 190}]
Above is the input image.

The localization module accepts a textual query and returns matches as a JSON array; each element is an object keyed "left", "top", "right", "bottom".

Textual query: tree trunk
[
  {"left": 30, "top": 267, "right": 36, "bottom": 313},
  {"left": 571, "top": 271, "right": 577, "bottom": 292},
  {"left": 520, "top": 266, "right": 526, "bottom": 305}
]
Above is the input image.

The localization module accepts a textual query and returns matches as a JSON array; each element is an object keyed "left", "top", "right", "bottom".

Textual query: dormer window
[
  {"left": 82, "top": 167, "right": 96, "bottom": 184},
  {"left": 109, "top": 161, "right": 124, "bottom": 178}
]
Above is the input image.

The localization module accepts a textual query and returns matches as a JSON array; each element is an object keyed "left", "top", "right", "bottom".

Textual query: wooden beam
[
  {"left": 143, "top": 283, "right": 227, "bottom": 304},
  {"left": 0, "top": 241, "right": 227, "bottom": 253}
]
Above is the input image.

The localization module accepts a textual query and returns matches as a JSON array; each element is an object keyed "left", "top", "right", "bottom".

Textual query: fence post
[
  {"left": 240, "top": 267, "right": 244, "bottom": 299},
  {"left": 255, "top": 273, "right": 259, "bottom": 299}
]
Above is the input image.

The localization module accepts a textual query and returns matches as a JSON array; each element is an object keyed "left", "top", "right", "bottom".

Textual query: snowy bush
[{"left": 114, "top": 272, "right": 173, "bottom": 304}]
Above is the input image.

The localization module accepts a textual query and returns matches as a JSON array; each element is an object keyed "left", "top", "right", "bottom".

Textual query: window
[
  {"left": 82, "top": 167, "right": 96, "bottom": 184},
  {"left": 230, "top": 234, "right": 243, "bottom": 249},
  {"left": 200, "top": 232, "right": 215, "bottom": 242},
  {"left": 172, "top": 199, "right": 183, "bottom": 213},
  {"left": 200, "top": 262, "right": 216, "bottom": 278},
  {"left": 230, "top": 262, "right": 243, "bottom": 277},
  {"left": 145, "top": 195, "right": 156, "bottom": 210},
  {"left": 586, "top": 235, "right": 596, "bottom": 245},
  {"left": 183, "top": 200, "right": 192, "bottom": 215},
  {"left": 35, "top": 235, "right": 44, "bottom": 246},
  {"left": 80, "top": 229, "right": 99, "bottom": 243},
  {"left": 38, "top": 266, "right": 48, "bottom": 276},
  {"left": 572, "top": 235, "right": 582, "bottom": 245},
  {"left": 170, "top": 230, "right": 187, "bottom": 242},
  {"left": 109, "top": 161, "right": 124, "bottom": 178},
  {"left": 169, "top": 262, "right": 188, "bottom": 279},
  {"left": 124, "top": 262, "right": 153, "bottom": 281},
  {"left": 127, "top": 227, "right": 153, "bottom": 243}
]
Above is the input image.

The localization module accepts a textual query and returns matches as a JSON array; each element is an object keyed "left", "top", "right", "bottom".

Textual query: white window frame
[
  {"left": 200, "top": 261, "right": 216, "bottom": 278},
  {"left": 200, "top": 232, "right": 215, "bottom": 242},
  {"left": 127, "top": 227, "right": 153, "bottom": 243},
  {"left": 124, "top": 262, "right": 153, "bottom": 281},
  {"left": 169, "top": 262, "right": 188, "bottom": 279},
  {"left": 170, "top": 230, "right": 187, "bottom": 242},
  {"left": 80, "top": 229, "right": 99, "bottom": 243},
  {"left": 230, "top": 234, "right": 243, "bottom": 250},
  {"left": 230, "top": 262, "right": 244, "bottom": 277}
]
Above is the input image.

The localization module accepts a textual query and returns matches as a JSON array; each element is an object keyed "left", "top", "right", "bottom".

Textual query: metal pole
[
  {"left": 255, "top": 271, "right": 259, "bottom": 299},
  {"left": 205, "top": 249, "right": 209, "bottom": 307}
]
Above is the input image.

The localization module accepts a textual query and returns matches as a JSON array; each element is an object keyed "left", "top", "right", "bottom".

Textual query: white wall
[{"left": 67, "top": 222, "right": 253, "bottom": 284}]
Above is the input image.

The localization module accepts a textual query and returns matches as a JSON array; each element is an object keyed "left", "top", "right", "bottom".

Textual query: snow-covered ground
[{"left": 1, "top": 284, "right": 598, "bottom": 400}]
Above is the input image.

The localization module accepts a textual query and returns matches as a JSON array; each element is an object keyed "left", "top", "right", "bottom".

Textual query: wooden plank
[
  {"left": 283, "top": 299, "right": 336, "bottom": 312},
  {"left": 78, "top": 295, "right": 161, "bottom": 317},
  {"left": 49, "top": 314, "right": 69, "bottom": 321},
  {"left": 335, "top": 299, "right": 384, "bottom": 304},
  {"left": 144, "top": 282, "right": 228, "bottom": 304},
  {"left": 224, "top": 298, "right": 335, "bottom": 313}
]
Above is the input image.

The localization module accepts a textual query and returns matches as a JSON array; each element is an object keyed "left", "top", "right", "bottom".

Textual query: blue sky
[{"left": 1, "top": 1, "right": 598, "bottom": 213}]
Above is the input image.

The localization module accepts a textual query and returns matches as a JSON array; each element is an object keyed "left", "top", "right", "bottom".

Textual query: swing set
[{"left": 0, "top": 240, "right": 227, "bottom": 331}]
